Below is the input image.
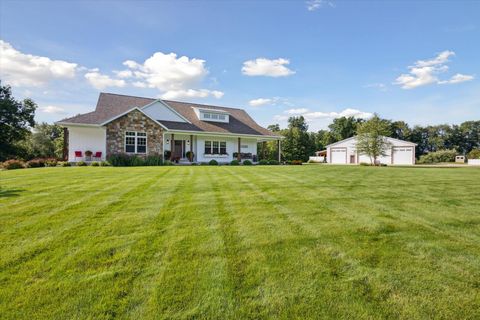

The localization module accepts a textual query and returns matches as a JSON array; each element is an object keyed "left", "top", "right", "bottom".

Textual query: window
[
  {"left": 220, "top": 142, "right": 227, "bottom": 154},
  {"left": 125, "top": 131, "right": 147, "bottom": 154},
  {"left": 204, "top": 141, "right": 212, "bottom": 154},
  {"left": 204, "top": 140, "right": 227, "bottom": 155},
  {"left": 203, "top": 113, "right": 211, "bottom": 119},
  {"left": 218, "top": 114, "right": 226, "bottom": 120},
  {"left": 211, "top": 113, "right": 219, "bottom": 120}
]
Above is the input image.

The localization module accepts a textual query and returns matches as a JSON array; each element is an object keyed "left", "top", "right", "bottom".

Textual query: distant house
[
  {"left": 326, "top": 136, "right": 417, "bottom": 165},
  {"left": 56, "top": 92, "right": 282, "bottom": 163}
]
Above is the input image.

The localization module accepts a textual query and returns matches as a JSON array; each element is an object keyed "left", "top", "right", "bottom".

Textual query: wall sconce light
[
  {"left": 166, "top": 139, "right": 170, "bottom": 144},
  {"left": 187, "top": 140, "right": 190, "bottom": 145}
]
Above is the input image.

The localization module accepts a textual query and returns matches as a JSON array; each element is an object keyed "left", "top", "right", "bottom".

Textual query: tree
[
  {"left": 27, "top": 122, "right": 64, "bottom": 159},
  {"left": 267, "top": 124, "right": 280, "bottom": 132},
  {"left": 355, "top": 114, "right": 392, "bottom": 165},
  {"left": 328, "top": 116, "right": 363, "bottom": 141},
  {"left": 0, "top": 84, "right": 37, "bottom": 160},
  {"left": 390, "top": 121, "right": 411, "bottom": 141},
  {"left": 282, "top": 116, "right": 315, "bottom": 161}
]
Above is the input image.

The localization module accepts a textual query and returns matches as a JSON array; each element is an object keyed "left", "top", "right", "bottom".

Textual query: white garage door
[
  {"left": 393, "top": 147, "right": 413, "bottom": 165},
  {"left": 330, "top": 148, "right": 347, "bottom": 164}
]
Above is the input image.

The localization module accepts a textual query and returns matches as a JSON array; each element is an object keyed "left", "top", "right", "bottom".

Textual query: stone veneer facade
[{"left": 106, "top": 109, "right": 163, "bottom": 157}]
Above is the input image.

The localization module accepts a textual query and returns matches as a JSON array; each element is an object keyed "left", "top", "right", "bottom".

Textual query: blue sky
[{"left": 1, "top": 0, "right": 479, "bottom": 131}]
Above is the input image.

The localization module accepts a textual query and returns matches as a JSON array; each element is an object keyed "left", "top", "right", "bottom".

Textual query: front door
[
  {"left": 174, "top": 140, "right": 183, "bottom": 159},
  {"left": 350, "top": 155, "right": 355, "bottom": 164}
]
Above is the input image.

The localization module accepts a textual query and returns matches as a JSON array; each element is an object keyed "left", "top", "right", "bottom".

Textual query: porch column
[
  {"left": 278, "top": 139, "right": 281, "bottom": 162},
  {"left": 170, "top": 134, "right": 175, "bottom": 161},
  {"left": 63, "top": 127, "right": 69, "bottom": 161},
  {"left": 190, "top": 134, "right": 193, "bottom": 161},
  {"left": 237, "top": 137, "right": 241, "bottom": 161}
]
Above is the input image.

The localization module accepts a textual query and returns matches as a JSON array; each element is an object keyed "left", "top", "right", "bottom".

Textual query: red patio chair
[
  {"left": 74, "top": 151, "right": 83, "bottom": 161},
  {"left": 93, "top": 151, "right": 102, "bottom": 161}
]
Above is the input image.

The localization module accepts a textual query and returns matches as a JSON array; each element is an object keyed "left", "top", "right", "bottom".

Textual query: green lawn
[{"left": 1, "top": 166, "right": 479, "bottom": 319}]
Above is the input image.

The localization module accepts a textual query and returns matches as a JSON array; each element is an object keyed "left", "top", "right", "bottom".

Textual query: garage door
[
  {"left": 392, "top": 147, "right": 413, "bottom": 165},
  {"left": 330, "top": 148, "right": 347, "bottom": 164}
]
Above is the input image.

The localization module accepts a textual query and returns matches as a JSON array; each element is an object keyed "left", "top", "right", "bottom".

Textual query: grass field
[{"left": 1, "top": 165, "right": 479, "bottom": 319}]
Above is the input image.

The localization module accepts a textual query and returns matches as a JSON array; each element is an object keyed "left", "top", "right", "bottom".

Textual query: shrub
[
  {"left": 209, "top": 159, "right": 218, "bottom": 166},
  {"left": 44, "top": 158, "right": 58, "bottom": 167},
  {"left": 107, "top": 153, "right": 144, "bottom": 166},
  {"left": 418, "top": 149, "right": 456, "bottom": 164},
  {"left": 468, "top": 148, "right": 480, "bottom": 159},
  {"left": 360, "top": 162, "right": 372, "bottom": 166},
  {"left": 258, "top": 159, "right": 269, "bottom": 165},
  {"left": 144, "top": 154, "right": 163, "bottom": 166},
  {"left": 200, "top": 162, "right": 209, "bottom": 166},
  {"left": 100, "top": 161, "right": 110, "bottom": 167},
  {"left": 268, "top": 160, "right": 279, "bottom": 165},
  {"left": 59, "top": 161, "right": 71, "bottom": 167},
  {"left": 77, "top": 161, "right": 87, "bottom": 166},
  {"left": 186, "top": 151, "right": 195, "bottom": 162},
  {"left": 26, "top": 158, "right": 45, "bottom": 168},
  {"left": 164, "top": 160, "right": 173, "bottom": 166},
  {"left": 243, "top": 160, "right": 253, "bottom": 165},
  {"left": 91, "top": 161, "right": 100, "bottom": 166},
  {"left": 2, "top": 159, "right": 25, "bottom": 170},
  {"left": 190, "top": 162, "right": 198, "bottom": 166},
  {"left": 291, "top": 160, "right": 303, "bottom": 165},
  {"left": 230, "top": 160, "right": 240, "bottom": 166}
]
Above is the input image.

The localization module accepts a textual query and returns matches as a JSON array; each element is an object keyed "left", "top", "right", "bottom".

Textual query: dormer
[{"left": 193, "top": 107, "right": 230, "bottom": 123}]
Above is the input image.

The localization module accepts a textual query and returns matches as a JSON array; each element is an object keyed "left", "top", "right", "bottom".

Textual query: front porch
[{"left": 164, "top": 133, "right": 281, "bottom": 164}]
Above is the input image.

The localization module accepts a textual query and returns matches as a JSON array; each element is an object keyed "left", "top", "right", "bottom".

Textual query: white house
[
  {"left": 326, "top": 136, "right": 417, "bottom": 165},
  {"left": 56, "top": 92, "right": 282, "bottom": 163}
]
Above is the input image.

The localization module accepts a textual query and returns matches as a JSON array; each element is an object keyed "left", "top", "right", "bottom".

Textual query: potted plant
[
  {"left": 186, "top": 151, "right": 194, "bottom": 162},
  {"left": 85, "top": 150, "right": 93, "bottom": 161}
]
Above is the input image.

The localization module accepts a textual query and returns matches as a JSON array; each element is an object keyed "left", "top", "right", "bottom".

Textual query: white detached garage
[{"left": 326, "top": 136, "right": 416, "bottom": 165}]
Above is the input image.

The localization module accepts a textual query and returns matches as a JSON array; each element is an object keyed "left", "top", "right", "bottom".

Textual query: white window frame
[
  {"left": 204, "top": 140, "right": 228, "bottom": 155},
  {"left": 125, "top": 131, "right": 147, "bottom": 154}
]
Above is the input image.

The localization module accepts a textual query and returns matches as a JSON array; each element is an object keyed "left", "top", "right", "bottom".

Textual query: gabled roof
[
  {"left": 326, "top": 135, "right": 417, "bottom": 147},
  {"left": 57, "top": 92, "right": 280, "bottom": 137}
]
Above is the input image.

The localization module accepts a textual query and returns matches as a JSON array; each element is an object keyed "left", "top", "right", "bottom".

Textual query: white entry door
[
  {"left": 330, "top": 148, "right": 347, "bottom": 164},
  {"left": 392, "top": 147, "right": 413, "bottom": 165}
]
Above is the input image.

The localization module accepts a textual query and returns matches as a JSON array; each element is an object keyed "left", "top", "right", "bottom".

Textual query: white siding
[
  {"left": 142, "top": 101, "right": 187, "bottom": 122},
  {"left": 68, "top": 126, "right": 106, "bottom": 162},
  {"left": 326, "top": 136, "right": 416, "bottom": 165}
]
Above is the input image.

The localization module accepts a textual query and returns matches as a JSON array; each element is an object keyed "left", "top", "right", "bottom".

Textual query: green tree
[
  {"left": 282, "top": 116, "right": 314, "bottom": 161},
  {"left": 328, "top": 116, "right": 364, "bottom": 141},
  {"left": 0, "top": 84, "right": 37, "bottom": 160},
  {"left": 27, "top": 122, "right": 64, "bottom": 159},
  {"left": 355, "top": 114, "right": 392, "bottom": 165}
]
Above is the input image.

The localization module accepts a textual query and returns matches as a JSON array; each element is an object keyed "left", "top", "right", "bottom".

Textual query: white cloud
[
  {"left": 113, "top": 69, "right": 133, "bottom": 78},
  {"left": 84, "top": 70, "right": 126, "bottom": 90},
  {"left": 394, "top": 50, "right": 474, "bottom": 89},
  {"left": 122, "top": 52, "right": 208, "bottom": 91},
  {"left": 38, "top": 105, "right": 67, "bottom": 115},
  {"left": 161, "top": 89, "right": 224, "bottom": 100},
  {"left": 285, "top": 108, "right": 309, "bottom": 114},
  {"left": 0, "top": 40, "right": 78, "bottom": 87},
  {"left": 242, "top": 58, "right": 295, "bottom": 77},
  {"left": 274, "top": 107, "right": 372, "bottom": 126},
  {"left": 249, "top": 98, "right": 273, "bottom": 107},
  {"left": 439, "top": 73, "right": 475, "bottom": 84},
  {"left": 306, "top": 0, "right": 334, "bottom": 11}
]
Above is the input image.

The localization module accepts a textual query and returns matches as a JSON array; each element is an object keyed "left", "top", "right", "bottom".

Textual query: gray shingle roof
[{"left": 58, "top": 92, "right": 280, "bottom": 137}]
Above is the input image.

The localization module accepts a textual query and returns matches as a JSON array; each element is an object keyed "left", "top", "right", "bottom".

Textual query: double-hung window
[
  {"left": 125, "top": 131, "right": 147, "bottom": 154},
  {"left": 204, "top": 140, "right": 227, "bottom": 155}
]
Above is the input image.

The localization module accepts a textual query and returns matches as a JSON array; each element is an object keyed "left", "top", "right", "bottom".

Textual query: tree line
[{"left": 259, "top": 115, "right": 480, "bottom": 162}]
